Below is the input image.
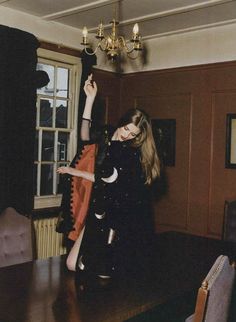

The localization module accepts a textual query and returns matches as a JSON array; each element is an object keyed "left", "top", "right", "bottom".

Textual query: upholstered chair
[
  {"left": 0, "top": 207, "right": 34, "bottom": 267},
  {"left": 185, "top": 255, "right": 235, "bottom": 322}
]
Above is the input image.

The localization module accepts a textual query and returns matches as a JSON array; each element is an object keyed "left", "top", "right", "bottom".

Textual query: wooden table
[{"left": 0, "top": 231, "right": 235, "bottom": 322}]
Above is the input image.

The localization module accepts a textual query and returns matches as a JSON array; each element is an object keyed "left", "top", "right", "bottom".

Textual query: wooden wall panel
[
  {"left": 120, "top": 69, "right": 211, "bottom": 236},
  {"left": 119, "top": 62, "right": 236, "bottom": 239},
  {"left": 209, "top": 91, "right": 236, "bottom": 237},
  {"left": 187, "top": 77, "right": 212, "bottom": 236},
  {"left": 136, "top": 94, "right": 192, "bottom": 232},
  {"left": 93, "top": 61, "right": 236, "bottom": 239},
  {"left": 92, "top": 69, "right": 121, "bottom": 126}
]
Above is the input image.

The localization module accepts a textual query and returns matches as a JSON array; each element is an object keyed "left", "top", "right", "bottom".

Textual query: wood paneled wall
[
  {"left": 93, "top": 61, "right": 236, "bottom": 239},
  {"left": 92, "top": 69, "right": 121, "bottom": 126}
]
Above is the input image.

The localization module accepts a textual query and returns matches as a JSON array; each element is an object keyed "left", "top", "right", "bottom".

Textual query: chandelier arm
[
  {"left": 84, "top": 47, "right": 98, "bottom": 55},
  {"left": 124, "top": 44, "right": 135, "bottom": 54},
  {"left": 84, "top": 39, "right": 106, "bottom": 55},
  {"left": 118, "top": 36, "right": 127, "bottom": 50},
  {"left": 98, "top": 39, "right": 108, "bottom": 51},
  {"left": 81, "top": 19, "right": 142, "bottom": 60},
  {"left": 117, "top": 36, "right": 136, "bottom": 54},
  {"left": 121, "top": 42, "right": 134, "bottom": 54},
  {"left": 117, "top": 36, "right": 141, "bottom": 59},
  {"left": 127, "top": 51, "right": 140, "bottom": 60}
]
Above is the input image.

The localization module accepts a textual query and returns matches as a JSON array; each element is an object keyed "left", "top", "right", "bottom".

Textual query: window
[{"left": 34, "top": 49, "right": 81, "bottom": 209}]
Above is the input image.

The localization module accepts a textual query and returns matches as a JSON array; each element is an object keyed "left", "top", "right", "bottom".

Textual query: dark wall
[
  {"left": 93, "top": 61, "right": 236, "bottom": 239},
  {"left": 92, "top": 69, "right": 121, "bottom": 127}
]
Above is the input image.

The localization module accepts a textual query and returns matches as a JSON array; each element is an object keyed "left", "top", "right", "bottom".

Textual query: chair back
[
  {"left": 185, "top": 255, "right": 235, "bottom": 322},
  {"left": 223, "top": 200, "right": 236, "bottom": 242},
  {"left": 0, "top": 207, "right": 33, "bottom": 267}
]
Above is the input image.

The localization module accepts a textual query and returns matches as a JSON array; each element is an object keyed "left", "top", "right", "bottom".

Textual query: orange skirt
[{"left": 68, "top": 144, "right": 96, "bottom": 241}]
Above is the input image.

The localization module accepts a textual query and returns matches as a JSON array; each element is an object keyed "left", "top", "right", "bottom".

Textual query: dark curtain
[
  {"left": 56, "top": 51, "right": 97, "bottom": 238},
  {"left": 0, "top": 25, "right": 49, "bottom": 215},
  {"left": 77, "top": 49, "right": 97, "bottom": 142}
]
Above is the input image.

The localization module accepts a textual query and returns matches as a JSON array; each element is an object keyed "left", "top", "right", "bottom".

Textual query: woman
[{"left": 57, "top": 74, "right": 160, "bottom": 278}]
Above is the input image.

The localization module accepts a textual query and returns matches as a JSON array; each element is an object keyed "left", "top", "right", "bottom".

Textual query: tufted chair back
[
  {"left": 185, "top": 255, "right": 235, "bottom": 322},
  {"left": 0, "top": 207, "right": 34, "bottom": 267},
  {"left": 223, "top": 200, "right": 236, "bottom": 242}
]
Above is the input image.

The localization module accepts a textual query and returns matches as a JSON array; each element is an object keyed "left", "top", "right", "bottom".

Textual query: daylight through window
[{"left": 34, "top": 50, "right": 81, "bottom": 209}]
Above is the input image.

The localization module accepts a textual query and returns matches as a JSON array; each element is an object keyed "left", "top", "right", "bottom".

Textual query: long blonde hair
[{"left": 118, "top": 108, "right": 161, "bottom": 185}]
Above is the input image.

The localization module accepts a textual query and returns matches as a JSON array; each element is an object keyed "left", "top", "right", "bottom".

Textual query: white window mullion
[
  {"left": 36, "top": 164, "right": 40, "bottom": 197},
  {"left": 38, "top": 129, "right": 42, "bottom": 160},
  {"left": 53, "top": 65, "right": 58, "bottom": 129},
  {"left": 36, "top": 96, "right": 40, "bottom": 127},
  {"left": 37, "top": 129, "right": 43, "bottom": 196},
  {"left": 53, "top": 131, "right": 58, "bottom": 195}
]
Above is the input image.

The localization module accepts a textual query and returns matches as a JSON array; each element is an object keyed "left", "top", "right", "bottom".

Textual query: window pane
[
  {"left": 40, "top": 164, "right": 53, "bottom": 195},
  {"left": 57, "top": 67, "right": 69, "bottom": 98},
  {"left": 34, "top": 130, "right": 39, "bottom": 161},
  {"left": 35, "top": 56, "right": 76, "bottom": 204},
  {"left": 37, "top": 64, "right": 54, "bottom": 96},
  {"left": 42, "top": 131, "right": 54, "bottom": 161},
  {"left": 56, "top": 100, "right": 68, "bottom": 128},
  {"left": 40, "top": 98, "right": 53, "bottom": 127},
  {"left": 58, "top": 132, "right": 69, "bottom": 161}
]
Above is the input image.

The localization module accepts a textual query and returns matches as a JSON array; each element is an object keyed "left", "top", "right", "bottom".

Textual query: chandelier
[{"left": 81, "top": 19, "right": 142, "bottom": 60}]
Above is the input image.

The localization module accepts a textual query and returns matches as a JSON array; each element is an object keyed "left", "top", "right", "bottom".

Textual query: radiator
[{"left": 33, "top": 217, "right": 67, "bottom": 259}]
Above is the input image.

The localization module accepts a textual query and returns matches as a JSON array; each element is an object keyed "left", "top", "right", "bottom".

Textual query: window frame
[{"left": 34, "top": 48, "right": 81, "bottom": 210}]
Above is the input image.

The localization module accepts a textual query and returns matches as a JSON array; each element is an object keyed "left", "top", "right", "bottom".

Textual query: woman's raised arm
[{"left": 80, "top": 74, "right": 98, "bottom": 141}]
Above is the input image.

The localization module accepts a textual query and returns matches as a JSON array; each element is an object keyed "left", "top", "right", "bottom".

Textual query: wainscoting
[
  {"left": 93, "top": 61, "right": 236, "bottom": 239},
  {"left": 119, "top": 63, "right": 236, "bottom": 238},
  {"left": 33, "top": 217, "right": 67, "bottom": 259}
]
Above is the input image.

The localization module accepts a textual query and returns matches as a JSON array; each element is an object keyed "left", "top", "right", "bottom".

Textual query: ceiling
[{"left": 1, "top": 0, "right": 236, "bottom": 40}]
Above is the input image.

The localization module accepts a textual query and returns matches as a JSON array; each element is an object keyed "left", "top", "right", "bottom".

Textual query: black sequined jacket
[{"left": 57, "top": 122, "right": 151, "bottom": 242}]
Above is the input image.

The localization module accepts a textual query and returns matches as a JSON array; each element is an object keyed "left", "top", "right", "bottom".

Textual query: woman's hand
[
  {"left": 57, "top": 166, "right": 73, "bottom": 175},
  {"left": 84, "top": 74, "right": 97, "bottom": 100}
]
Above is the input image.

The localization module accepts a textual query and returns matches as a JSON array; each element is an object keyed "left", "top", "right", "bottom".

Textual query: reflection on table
[{"left": 0, "top": 231, "right": 235, "bottom": 322}]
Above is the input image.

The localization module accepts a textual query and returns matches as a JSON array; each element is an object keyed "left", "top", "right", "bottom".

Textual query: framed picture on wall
[
  {"left": 225, "top": 113, "right": 236, "bottom": 168},
  {"left": 152, "top": 119, "right": 176, "bottom": 167}
]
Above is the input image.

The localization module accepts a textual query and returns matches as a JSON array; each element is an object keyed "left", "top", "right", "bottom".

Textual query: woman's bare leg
[{"left": 66, "top": 226, "right": 85, "bottom": 271}]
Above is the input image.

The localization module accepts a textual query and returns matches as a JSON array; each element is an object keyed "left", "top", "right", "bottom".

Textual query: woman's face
[{"left": 116, "top": 123, "right": 140, "bottom": 141}]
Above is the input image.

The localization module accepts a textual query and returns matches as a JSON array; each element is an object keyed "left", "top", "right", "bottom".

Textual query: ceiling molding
[
  {"left": 88, "top": 0, "right": 233, "bottom": 32},
  {"left": 39, "top": 40, "right": 82, "bottom": 57},
  {"left": 41, "top": 0, "right": 232, "bottom": 29},
  {"left": 141, "top": 18, "right": 236, "bottom": 40},
  {"left": 1, "top": 0, "right": 235, "bottom": 43},
  {"left": 42, "top": 0, "right": 121, "bottom": 20}
]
